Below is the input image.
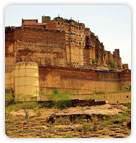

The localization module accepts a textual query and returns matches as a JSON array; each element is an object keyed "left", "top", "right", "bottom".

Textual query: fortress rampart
[
  {"left": 5, "top": 16, "right": 131, "bottom": 101},
  {"left": 39, "top": 66, "right": 131, "bottom": 95}
]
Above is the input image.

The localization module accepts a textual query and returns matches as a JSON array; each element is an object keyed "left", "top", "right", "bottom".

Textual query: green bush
[
  {"left": 5, "top": 93, "right": 14, "bottom": 101},
  {"left": 40, "top": 89, "right": 71, "bottom": 109},
  {"left": 93, "top": 90, "right": 105, "bottom": 94},
  {"left": 124, "top": 85, "right": 131, "bottom": 91},
  {"left": 55, "top": 94, "right": 70, "bottom": 109},
  {"left": 5, "top": 93, "right": 15, "bottom": 106},
  {"left": 110, "top": 102, "right": 131, "bottom": 124},
  {"left": 53, "top": 89, "right": 70, "bottom": 109},
  {"left": 107, "top": 59, "right": 117, "bottom": 70},
  {"left": 92, "top": 58, "right": 98, "bottom": 64}
]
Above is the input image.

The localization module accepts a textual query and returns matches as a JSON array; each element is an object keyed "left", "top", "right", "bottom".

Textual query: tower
[
  {"left": 14, "top": 62, "right": 39, "bottom": 101},
  {"left": 42, "top": 16, "right": 51, "bottom": 23}
]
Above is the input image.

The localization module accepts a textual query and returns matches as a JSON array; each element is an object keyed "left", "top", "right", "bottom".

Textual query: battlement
[
  {"left": 5, "top": 26, "right": 65, "bottom": 33},
  {"left": 22, "top": 19, "right": 38, "bottom": 24}
]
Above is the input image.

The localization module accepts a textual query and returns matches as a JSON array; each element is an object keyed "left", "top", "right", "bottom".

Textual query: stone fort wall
[
  {"left": 5, "top": 63, "right": 131, "bottom": 101},
  {"left": 5, "top": 27, "right": 67, "bottom": 73},
  {"left": 39, "top": 66, "right": 131, "bottom": 95},
  {"left": 5, "top": 16, "right": 131, "bottom": 101}
]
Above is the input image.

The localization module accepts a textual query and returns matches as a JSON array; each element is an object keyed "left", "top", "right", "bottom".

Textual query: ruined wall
[
  {"left": 5, "top": 27, "right": 67, "bottom": 69},
  {"left": 84, "top": 28, "right": 123, "bottom": 69},
  {"left": 39, "top": 66, "right": 131, "bottom": 95}
]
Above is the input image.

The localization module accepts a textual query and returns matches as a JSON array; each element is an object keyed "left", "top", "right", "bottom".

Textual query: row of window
[
  {"left": 78, "top": 34, "right": 84, "bottom": 37},
  {"left": 65, "top": 32, "right": 84, "bottom": 37},
  {"left": 67, "top": 40, "right": 85, "bottom": 45},
  {"left": 57, "top": 22, "right": 84, "bottom": 30}
]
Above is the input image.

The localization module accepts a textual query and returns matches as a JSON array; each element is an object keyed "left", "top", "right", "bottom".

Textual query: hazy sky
[{"left": 5, "top": 5, "right": 131, "bottom": 68}]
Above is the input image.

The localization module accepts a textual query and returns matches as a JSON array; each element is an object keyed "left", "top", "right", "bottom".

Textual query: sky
[{"left": 5, "top": 5, "right": 131, "bottom": 68}]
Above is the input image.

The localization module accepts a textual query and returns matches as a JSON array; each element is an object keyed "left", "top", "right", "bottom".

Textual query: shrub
[
  {"left": 6, "top": 102, "right": 40, "bottom": 119},
  {"left": 5, "top": 93, "right": 15, "bottom": 106},
  {"left": 92, "top": 58, "right": 98, "bottom": 64},
  {"left": 54, "top": 90, "right": 70, "bottom": 109},
  {"left": 55, "top": 96, "right": 70, "bottom": 109},
  {"left": 93, "top": 90, "right": 105, "bottom": 94},
  {"left": 124, "top": 85, "right": 131, "bottom": 91},
  {"left": 107, "top": 59, "right": 117, "bottom": 70},
  {"left": 111, "top": 102, "right": 131, "bottom": 124},
  {"left": 40, "top": 89, "right": 71, "bottom": 109}
]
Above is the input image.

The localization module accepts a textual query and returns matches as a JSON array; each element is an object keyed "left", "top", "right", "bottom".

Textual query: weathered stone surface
[{"left": 5, "top": 16, "right": 131, "bottom": 100}]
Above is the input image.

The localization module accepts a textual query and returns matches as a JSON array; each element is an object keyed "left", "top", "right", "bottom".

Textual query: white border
[{"left": 0, "top": 1, "right": 135, "bottom": 143}]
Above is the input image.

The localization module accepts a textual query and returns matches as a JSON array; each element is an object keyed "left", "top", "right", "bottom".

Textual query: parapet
[
  {"left": 5, "top": 26, "right": 65, "bottom": 33},
  {"left": 5, "top": 26, "right": 16, "bottom": 32},
  {"left": 22, "top": 19, "right": 38, "bottom": 25}
]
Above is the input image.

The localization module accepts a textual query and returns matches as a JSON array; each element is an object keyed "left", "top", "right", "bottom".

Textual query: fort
[{"left": 5, "top": 15, "right": 131, "bottom": 102}]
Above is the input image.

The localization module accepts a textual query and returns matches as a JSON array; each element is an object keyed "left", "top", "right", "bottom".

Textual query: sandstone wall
[
  {"left": 5, "top": 28, "right": 16, "bottom": 73},
  {"left": 5, "top": 27, "right": 67, "bottom": 70},
  {"left": 14, "top": 62, "right": 39, "bottom": 101},
  {"left": 39, "top": 66, "right": 131, "bottom": 95},
  {"left": 5, "top": 71, "right": 14, "bottom": 89}
]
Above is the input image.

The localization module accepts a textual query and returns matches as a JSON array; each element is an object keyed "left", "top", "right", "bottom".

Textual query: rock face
[{"left": 5, "top": 16, "right": 131, "bottom": 99}]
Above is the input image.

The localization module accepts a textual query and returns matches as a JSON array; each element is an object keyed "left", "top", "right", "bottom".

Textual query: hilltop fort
[{"left": 5, "top": 16, "right": 131, "bottom": 101}]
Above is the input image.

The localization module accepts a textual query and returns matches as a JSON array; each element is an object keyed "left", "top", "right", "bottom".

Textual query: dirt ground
[{"left": 5, "top": 103, "right": 131, "bottom": 138}]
